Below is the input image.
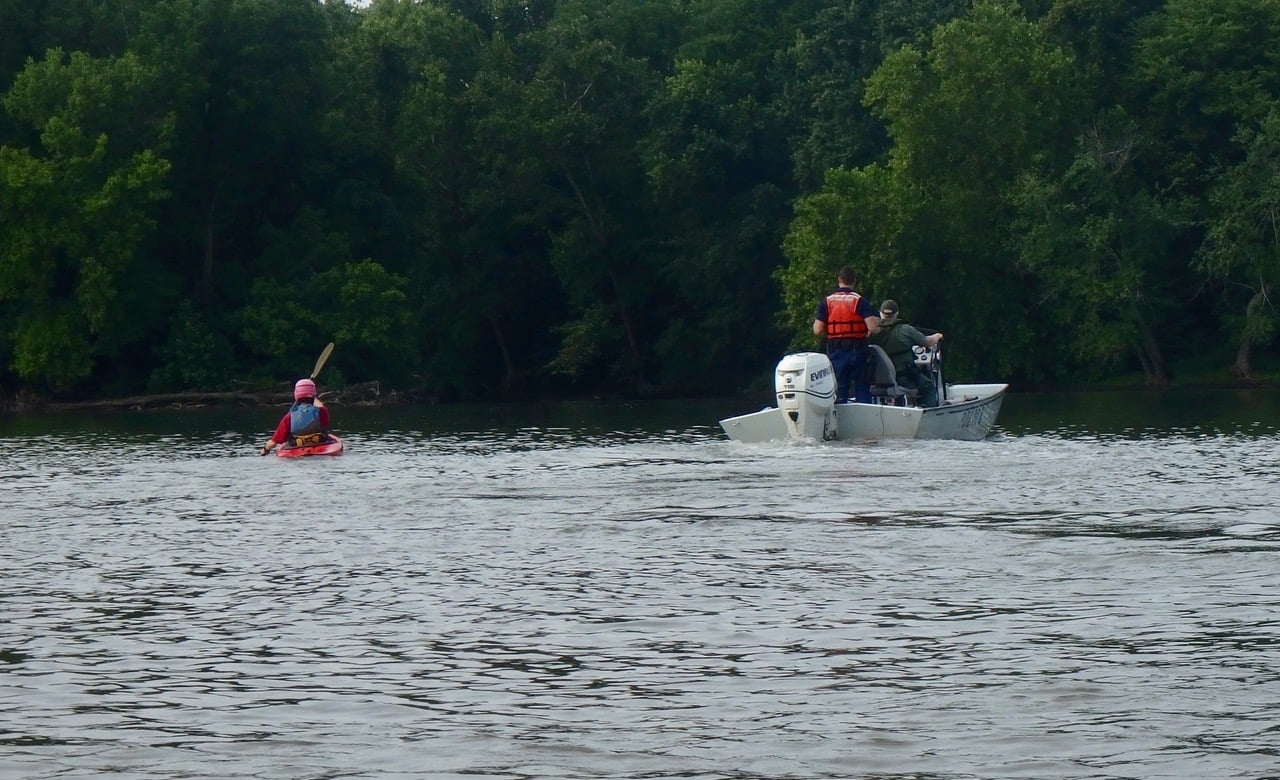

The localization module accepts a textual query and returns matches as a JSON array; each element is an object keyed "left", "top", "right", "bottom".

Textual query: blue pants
[
  {"left": 901, "top": 368, "right": 939, "bottom": 407},
  {"left": 829, "top": 347, "right": 870, "bottom": 404}
]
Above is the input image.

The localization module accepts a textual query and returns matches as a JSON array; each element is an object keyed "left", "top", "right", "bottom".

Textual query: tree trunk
[
  {"left": 1231, "top": 286, "right": 1270, "bottom": 379},
  {"left": 562, "top": 162, "right": 649, "bottom": 389},
  {"left": 1134, "top": 314, "right": 1168, "bottom": 387},
  {"left": 490, "top": 314, "right": 517, "bottom": 389},
  {"left": 202, "top": 197, "right": 217, "bottom": 294},
  {"left": 1231, "top": 338, "right": 1252, "bottom": 379},
  {"left": 607, "top": 265, "right": 646, "bottom": 386}
]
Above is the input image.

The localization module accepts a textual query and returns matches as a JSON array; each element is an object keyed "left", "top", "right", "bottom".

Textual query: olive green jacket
[{"left": 868, "top": 318, "right": 929, "bottom": 374}]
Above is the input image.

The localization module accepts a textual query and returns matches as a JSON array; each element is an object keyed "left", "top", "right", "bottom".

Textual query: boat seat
[{"left": 866, "top": 344, "right": 919, "bottom": 406}]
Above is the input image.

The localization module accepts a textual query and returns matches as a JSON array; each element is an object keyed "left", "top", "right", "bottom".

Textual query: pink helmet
[{"left": 293, "top": 378, "right": 317, "bottom": 400}]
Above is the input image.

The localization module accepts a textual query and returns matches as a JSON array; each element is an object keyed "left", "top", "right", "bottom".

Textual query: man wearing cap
[
  {"left": 869, "top": 299, "right": 943, "bottom": 407},
  {"left": 813, "top": 267, "right": 880, "bottom": 403}
]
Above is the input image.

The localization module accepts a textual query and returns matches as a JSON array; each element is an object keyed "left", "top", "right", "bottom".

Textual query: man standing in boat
[
  {"left": 869, "top": 299, "right": 943, "bottom": 407},
  {"left": 813, "top": 267, "right": 880, "bottom": 403}
]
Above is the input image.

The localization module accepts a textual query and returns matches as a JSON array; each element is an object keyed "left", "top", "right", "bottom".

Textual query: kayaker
[
  {"left": 259, "top": 378, "right": 331, "bottom": 456},
  {"left": 868, "top": 299, "right": 942, "bottom": 407}
]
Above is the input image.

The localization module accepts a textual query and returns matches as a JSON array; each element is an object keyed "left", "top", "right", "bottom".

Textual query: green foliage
[
  {"left": 1008, "top": 120, "right": 1184, "bottom": 381},
  {"left": 784, "top": 0, "right": 1087, "bottom": 380},
  {"left": 0, "top": 48, "right": 171, "bottom": 390},
  {"left": 4, "top": 0, "right": 1280, "bottom": 399},
  {"left": 547, "top": 303, "right": 617, "bottom": 378},
  {"left": 238, "top": 258, "right": 414, "bottom": 385},
  {"left": 779, "top": 164, "right": 904, "bottom": 348},
  {"left": 1196, "top": 109, "right": 1280, "bottom": 373},
  {"left": 10, "top": 305, "right": 93, "bottom": 389},
  {"left": 318, "top": 259, "right": 414, "bottom": 353},
  {"left": 638, "top": 0, "right": 826, "bottom": 392},
  {"left": 147, "top": 300, "right": 234, "bottom": 392}
]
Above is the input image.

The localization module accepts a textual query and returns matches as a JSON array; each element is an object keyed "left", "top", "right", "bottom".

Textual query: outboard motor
[{"left": 774, "top": 352, "right": 838, "bottom": 441}]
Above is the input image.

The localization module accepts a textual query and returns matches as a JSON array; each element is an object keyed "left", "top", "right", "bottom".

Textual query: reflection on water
[
  {"left": 998, "top": 386, "right": 1280, "bottom": 439},
  {"left": 2, "top": 391, "right": 1279, "bottom": 779}
]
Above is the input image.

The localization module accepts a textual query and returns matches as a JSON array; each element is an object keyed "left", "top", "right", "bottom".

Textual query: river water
[{"left": 2, "top": 390, "right": 1279, "bottom": 779}]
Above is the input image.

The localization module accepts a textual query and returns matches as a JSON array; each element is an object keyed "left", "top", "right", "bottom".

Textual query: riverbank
[
  {"left": 3, "top": 371, "right": 1277, "bottom": 415},
  {"left": 1, "top": 381, "right": 397, "bottom": 414}
]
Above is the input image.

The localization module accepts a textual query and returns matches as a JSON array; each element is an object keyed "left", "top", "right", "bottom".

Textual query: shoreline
[
  {"left": 2, "top": 375, "right": 1277, "bottom": 415},
  {"left": 1, "top": 381, "right": 394, "bottom": 414}
]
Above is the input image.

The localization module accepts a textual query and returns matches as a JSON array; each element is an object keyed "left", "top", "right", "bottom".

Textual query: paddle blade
[{"left": 311, "top": 342, "right": 335, "bottom": 379}]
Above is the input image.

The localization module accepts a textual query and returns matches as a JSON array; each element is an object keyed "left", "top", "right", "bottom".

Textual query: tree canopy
[{"left": 1, "top": 0, "right": 1277, "bottom": 402}]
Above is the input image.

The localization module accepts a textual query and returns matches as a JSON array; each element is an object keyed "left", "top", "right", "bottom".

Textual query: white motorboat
[{"left": 719, "top": 348, "right": 1007, "bottom": 443}]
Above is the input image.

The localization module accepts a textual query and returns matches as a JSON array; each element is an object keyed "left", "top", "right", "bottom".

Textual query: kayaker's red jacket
[{"left": 271, "top": 406, "right": 330, "bottom": 444}]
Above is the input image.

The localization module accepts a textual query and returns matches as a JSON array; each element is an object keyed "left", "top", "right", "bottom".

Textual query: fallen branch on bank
[
  {"left": 44, "top": 391, "right": 274, "bottom": 412},
  {"left": 319, "top": 380, "right": 383, "bottom": 405},
  {"left": 31, "top": 380, "right": 389, "bottom": 412}
]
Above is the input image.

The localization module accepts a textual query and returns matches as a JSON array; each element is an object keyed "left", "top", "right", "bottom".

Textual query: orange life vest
[{"left": 825, "top": 291, "right": 868, "bottom": 340}]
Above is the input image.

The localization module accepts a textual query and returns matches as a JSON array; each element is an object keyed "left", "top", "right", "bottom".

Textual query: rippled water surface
[{"left": 3, "top": 391, "right": 1280, "bottom": 779}]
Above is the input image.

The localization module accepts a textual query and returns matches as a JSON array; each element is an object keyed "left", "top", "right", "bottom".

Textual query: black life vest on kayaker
[
  {"left": 289, "top": 402, "right": 324, "bottom": 436},
  {"left": 825, "top": 290, "right": 868, "bottom": 340}
]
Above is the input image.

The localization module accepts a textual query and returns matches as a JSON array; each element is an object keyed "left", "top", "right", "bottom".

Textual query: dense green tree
[
  {"left": 3, "top": 0, "right": 1279, "bottom": 401},
  {"left": 1039, "top": 0, "right": 1165, "bottom": 106},
  {"left": 1131, "top": 0, "right": 1280, "bottom": 378},
  {"left": 784, "top": 0, "right": 975, "bottom": 203},
  {"left": 778, "top": 163, "right": 906, "bottom": 343},
  {"left": 1009, "top": 109, "right": 1183, "bottom": 385},
  {"left": 641, "top": 0, "right": 833, "bottom": 392},
  {"left": 0, "top": 0, "right": 133, "bottom": 92},
  {"left": 1197, "top": 110, "right": 1280, "bottom": 378},
  {"left": 147, "top": 299, "right": 234, "bottom": 392},
  {"left": 354, "top": 0, "right": 560, "bottom": 398},
  {"left": 524, "top": 1, "right": 675, "bottom": 392},
  {"left": 130, "top": 0, "right": 341, "bottom": 299},
  {"left": 785, "top": 0, "right": 1083, "bottom": 381},
  {"left": 0, "top": 49, "right": 171, "bottom": 389},
  {"left": 1131, "top": 0, "right": 1280, "bottom": 194},
  {"left": 238, "top": 257, "right": 412, "bottom": 385}
]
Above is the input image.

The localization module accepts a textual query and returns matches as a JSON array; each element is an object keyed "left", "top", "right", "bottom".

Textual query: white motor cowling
[{"left": 774, "top": 352, "right": 838, "bottom": 441}]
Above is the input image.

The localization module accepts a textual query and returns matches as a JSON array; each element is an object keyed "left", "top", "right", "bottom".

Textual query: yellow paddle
[{"left": 311, "top": 341, "right": 334, "bottom": 380}]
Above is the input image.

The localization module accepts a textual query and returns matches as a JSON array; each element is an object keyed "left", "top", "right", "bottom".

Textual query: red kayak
[{"left": 277, "top": 434, "right": 344, "bottom": 458}]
